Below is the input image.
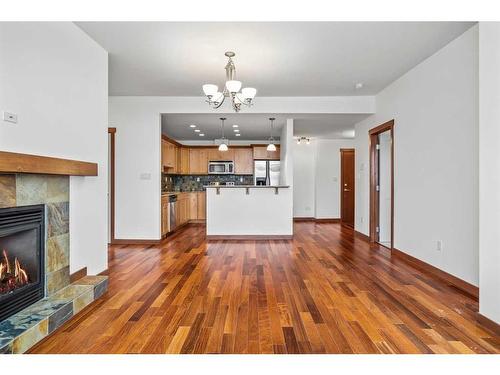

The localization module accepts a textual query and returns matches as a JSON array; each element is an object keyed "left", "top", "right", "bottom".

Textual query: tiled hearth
[{"left": 0, "top": 174, "right": 108, "bottom": 353}]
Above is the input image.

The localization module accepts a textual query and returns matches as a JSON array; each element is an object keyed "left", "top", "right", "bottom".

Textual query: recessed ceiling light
[
  {"left": 189, "top": 124, "right": 196, "bottom": 128},
  {"left": 194, "top": 129, "right": 200, "bottom": 132},
  {"left": 355, "top": 83, "right": 363, "bottom": 89},
  {"left": 232, "top": 124, "right": 239, "bottom": 128},
  {"left": 235, "top": 133, "right": 241, "bottom": 137},
  {"left": 199, "top": 133, "right": 205, "bottom": 137},
  {"left": 234, "top": 129, "right": 240, "bottom": 132}
]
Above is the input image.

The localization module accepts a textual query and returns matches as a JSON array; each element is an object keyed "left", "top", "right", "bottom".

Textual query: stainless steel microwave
[{"left": 208, "top": 161, "right": 234, "bottom": 174}]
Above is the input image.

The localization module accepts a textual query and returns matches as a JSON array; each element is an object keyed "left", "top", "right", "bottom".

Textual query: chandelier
[{"left": 202, "top": 52, "right": 257, "bottom": 113}]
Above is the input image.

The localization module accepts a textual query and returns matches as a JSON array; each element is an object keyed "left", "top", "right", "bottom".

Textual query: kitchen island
[{"left": 205, "top": 185, "right": 293, "bottom": 239}]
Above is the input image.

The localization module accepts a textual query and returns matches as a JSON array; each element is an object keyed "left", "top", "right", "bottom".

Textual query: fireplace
[{"left": 0, "top": 205, "right": 45, "bottom": 322}]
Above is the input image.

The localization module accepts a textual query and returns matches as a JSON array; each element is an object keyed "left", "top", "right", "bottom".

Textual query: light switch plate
[
  {"left": 140, "top": 173, "right": 151, "bottom": 180},
  {"left": 3, "top": 111, "right": 17, "bottom": 123}
]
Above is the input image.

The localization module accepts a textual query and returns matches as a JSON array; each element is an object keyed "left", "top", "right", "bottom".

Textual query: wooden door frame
[
  {"left": 108, "top": 127, "right": 116, "bottom": 244},
  {"left": 340, "top": 148, "right": 355, "bottom": 226},
  {"left": 369, "top": 120, "right": 394, "bottom": 248}
]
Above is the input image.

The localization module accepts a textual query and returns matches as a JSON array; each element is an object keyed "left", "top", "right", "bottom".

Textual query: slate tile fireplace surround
[{"left": 0, "top": 173, "right": 108, "bottom": 353}]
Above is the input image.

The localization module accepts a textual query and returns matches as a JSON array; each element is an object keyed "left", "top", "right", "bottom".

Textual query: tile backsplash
[{"left": 163, "top": 174, "right": 254, "bottom": 192}]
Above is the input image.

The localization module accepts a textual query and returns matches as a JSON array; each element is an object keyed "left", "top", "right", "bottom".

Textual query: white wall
[
  {"left": 478, "top": 22, "right": 500, "bottom": 324},
  {"left": 293, "top": 138, "right": 355, "bottom": 219},
  {"left": 0, "top": 22, "right": 108, "bottom": 274},
  {"left": 354, "top": 25, "right": 478, "bottom": 286},
  {"left": 293, "top": 140, "right": 316, "bottom": 217},
  {"left": 109, "top": 96, "right": 370, "bottom": 240},
  {"left": 315, "top": 139, "right": 355, "bottom": 219}
]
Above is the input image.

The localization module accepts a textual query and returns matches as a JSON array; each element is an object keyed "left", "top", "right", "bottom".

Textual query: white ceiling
[
  {"left": 76, "top": 22, "right": 474, "bottom": 96},
  {"left": 162, "top": 113, "right": 369, "bottom": 141}
]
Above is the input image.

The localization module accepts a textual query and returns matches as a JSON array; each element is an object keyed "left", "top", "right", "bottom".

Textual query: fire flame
[{"left": 0, "top": 249, "right": 30, "bottom": 294}]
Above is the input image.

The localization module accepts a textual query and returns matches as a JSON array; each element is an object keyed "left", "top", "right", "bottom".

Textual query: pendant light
[
  {"left": 218, "top": 117, "right": 228, "bottom": 152},
  {"left": 267, "top": 117, "right": 277, "bottom": 152}
]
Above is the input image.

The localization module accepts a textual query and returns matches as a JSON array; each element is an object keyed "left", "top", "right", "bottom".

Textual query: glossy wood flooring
[{"left": 30, "top": 223, "right": 500, "bottom": 354}]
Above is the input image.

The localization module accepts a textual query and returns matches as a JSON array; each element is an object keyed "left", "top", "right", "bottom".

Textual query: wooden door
[
  {"left": 340, "top": 149, "right": 355, "bottom": 227},
  {"left": 234, "top": 148, "right": 254, "bottom": 174}
]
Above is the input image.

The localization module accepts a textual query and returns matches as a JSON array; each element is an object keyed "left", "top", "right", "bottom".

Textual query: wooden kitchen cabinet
[
  {"left": 176, "top": 193, "right": 189, "bottom": 226},
  {"left": 234, "top": 148, "right": 254, "bottom": 174},
  {"left": 162, "top": 139, "right": 178, "bottom": 171},
  {"left": 161, "top": 195, "right": 170, "bottom": 236},
  {"left": 208, "top": 148, "right": 234, "bottom": 162},
  {"left": 253, "top": 145, "right": 280, "bottom": 160},
  {"left": 189, "top": 193, "right": 198, "bottom": 220},
  {"left": 189, "top": 148, "right": 209, "bottom": 174},
  {"left": 178, "top": 147, "right": 190, "bottom": 174},
  {"left": 197, "top": 192, "right": 206, "bottom": 220}
]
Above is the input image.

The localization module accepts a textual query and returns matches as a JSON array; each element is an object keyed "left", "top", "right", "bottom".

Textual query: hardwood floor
[{"left": 29, "top": 223, "right": 500, "bottom": 354}]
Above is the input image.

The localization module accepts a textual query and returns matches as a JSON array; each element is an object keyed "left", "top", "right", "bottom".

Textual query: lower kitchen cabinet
[
  {"left": 162, "top": 191, "right": 207, "bottom": 236},
  {"left": 161, "top": 195, "right": 169, "bottom": 236},
  {"left": 197, "top": 192, "right": 206, "bottom": 220}
]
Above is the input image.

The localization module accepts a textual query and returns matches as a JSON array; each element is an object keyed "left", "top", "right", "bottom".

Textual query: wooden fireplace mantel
[{"left": 0, "top": 151, "right": 98, "bottom": 176}]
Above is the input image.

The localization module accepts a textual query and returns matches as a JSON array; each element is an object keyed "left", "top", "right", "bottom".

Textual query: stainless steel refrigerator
[{"left": 254, "top": 160, "right": 281, "bottom": 186}]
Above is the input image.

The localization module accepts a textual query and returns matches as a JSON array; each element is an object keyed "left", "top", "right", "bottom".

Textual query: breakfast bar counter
[{"left": 204, "top": 185, "right": 293, "bottom": 239}]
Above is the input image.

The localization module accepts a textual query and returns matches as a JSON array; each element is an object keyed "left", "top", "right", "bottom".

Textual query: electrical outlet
[
  {"left": 360, "top": 217, "right": 364, "bottom": 223},
  {"left": 436, "top": 240, "right": 443, "bottom": 251},
  {"left": 140, "top": 173, "right": 151, "bottom": 180}
]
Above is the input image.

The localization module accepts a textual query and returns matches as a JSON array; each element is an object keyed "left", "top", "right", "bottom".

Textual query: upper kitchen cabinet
[
  {"left": 162, "top": 139, "right": 178, "bottom": 171},
  {"left": 208, "top": 148, "right": 234, "bottom": 162},
  {"left": 189, "top": 148, "right": 209, "bottom": 174},
  {"left": 234, "top": 148, "right": 254, "bottom": 174},
  {"left": 253, "top": 145, "right": 280, "bottom": 160},
  {"left": 178, "top": 147, "right": 190, "bottom": 174}
]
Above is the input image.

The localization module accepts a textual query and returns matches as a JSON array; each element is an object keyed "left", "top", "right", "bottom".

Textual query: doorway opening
[
  {"left": 340, "top": 148, "right": 355, "bottom": 227},
  {"left": 369, "top": 120, "right": 394, "bottom": 249}
]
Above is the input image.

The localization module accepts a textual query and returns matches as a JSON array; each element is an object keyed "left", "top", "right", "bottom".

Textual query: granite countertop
[
  {"left": 162, "top": 190, "right": 205, "bottom": 195},
  {"left": 203, "top": 185, "right": 290, "bottom": 188}
]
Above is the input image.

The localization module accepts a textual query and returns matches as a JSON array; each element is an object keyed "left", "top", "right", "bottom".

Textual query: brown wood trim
[
  {"left": 392, "top": 247, "right": 479, "bottom": 300},
  {"left": 0, "top": 151, "right": 98, "bottom": 176},
  {"left": 477, "top": 313, "right": 500, "bottom": 335},
  {"left": 293, "top": 217, "right": 340, "bottom": 223},
  {"left": 69, "top": 267, "right": 87, "bottom": 283},
  {"left": 315, "top": 218, "right": 341, "bottom": 223},
  {"left": 206, "top": 235, "right": 293, "bottom": 240},
  {"left": 98, "top": 268, "right": 109, "bottom": 276},
  {"left": 369, "top": 120, "right": 394, "bottom": 248},
  {"left": 108, "top": 127, "right": 116, "bottom": 243},
  {"left": 369, "top": 120, "right": 395, "bottom": 135},
  {"left": 354, "top": 230, "right": 370, "bottom": 242},
  {"left": 110, "top": 239, "right": 161, "bottom": 245}
]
